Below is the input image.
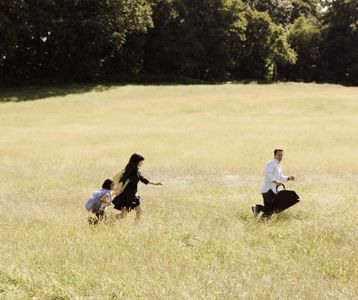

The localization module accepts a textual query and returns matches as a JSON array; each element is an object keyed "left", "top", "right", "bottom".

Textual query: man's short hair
[{"left": 274, "top": 149, "right": 284, "bottom": 155}]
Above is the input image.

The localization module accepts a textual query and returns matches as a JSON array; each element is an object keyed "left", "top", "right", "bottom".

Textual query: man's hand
[
  {"left": 289, "top": 176, "right": 295, "bottom": 181},
  {"left": 273, "top": 180, "right": 284, "bottom": 186}
]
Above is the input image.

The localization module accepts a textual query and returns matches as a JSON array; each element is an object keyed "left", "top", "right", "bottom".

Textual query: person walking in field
[
  {"left": 252, "top": 149, "right": 296, "bottom": 218},
  {"left": 85, "top": 179, "right": 115, "bottom": 224},
  {"left": 112, "top": 153, "right": 163, "bottom": 222}
]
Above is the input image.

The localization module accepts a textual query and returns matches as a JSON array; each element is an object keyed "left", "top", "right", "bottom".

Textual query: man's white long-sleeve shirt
[{"left": 261, "top": 159, "right": 288, "bottom": 194}]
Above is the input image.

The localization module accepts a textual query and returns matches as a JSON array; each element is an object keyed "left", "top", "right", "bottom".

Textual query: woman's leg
[
  {"left": 120, "top": 207, "right": 128, "bottom": 219},
  {"left": 115, "top": 208, "right": 127, "bottom": 220},
  {"left": 134, "top": 205, "right": 143, "bottom": 221}
]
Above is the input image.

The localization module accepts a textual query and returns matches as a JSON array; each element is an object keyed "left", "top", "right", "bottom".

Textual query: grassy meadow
[{"left": 0, "top": 83, "right": 357, "bottom": 299}]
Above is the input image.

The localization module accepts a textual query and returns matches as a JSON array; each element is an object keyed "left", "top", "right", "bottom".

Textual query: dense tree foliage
[
  {"left": 319, "top": 0, "right": 358, "bottom": 85},
  {"left": 0, "top": 0, "right": 153, "bottom": 84},
  {"left": 284, "top": 16, "right": 321, "bottom": 81},
  {"left": 143, "top": 0, "right": 247, "bottom": 80},
  {"left": 0, "top": 0, "right": 357, "bottom": 86}
]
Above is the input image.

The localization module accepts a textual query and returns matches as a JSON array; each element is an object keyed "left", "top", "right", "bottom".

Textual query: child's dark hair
[{"left": 102, "top": 179, "right": 114, "bottom": 190}]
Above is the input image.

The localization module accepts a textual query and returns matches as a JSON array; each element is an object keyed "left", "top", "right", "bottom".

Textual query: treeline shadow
[
  {"left": 0, "top": 77, "right": 274, "bottom": 103},
  {"left": 0, "top": 84, "right": 114, "bottom": 103}
]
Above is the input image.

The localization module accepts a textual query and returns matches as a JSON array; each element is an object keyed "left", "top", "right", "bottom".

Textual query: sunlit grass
[{"left": 0, "top": 83, "right": 357, "bottom": 299}]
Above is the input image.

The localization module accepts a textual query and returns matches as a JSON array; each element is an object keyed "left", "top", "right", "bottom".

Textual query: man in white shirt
[{"left": 252, "top": 149, "right": 295, "bottom": 217}]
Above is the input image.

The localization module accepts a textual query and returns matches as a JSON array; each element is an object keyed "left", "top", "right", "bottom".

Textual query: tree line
[{"left": 0, "top": 0, "right": 357, "bottom": 86}]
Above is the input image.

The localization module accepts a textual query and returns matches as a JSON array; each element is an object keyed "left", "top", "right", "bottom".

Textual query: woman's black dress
[{"left": 112, "top": 170, "right": 149, "bottom": 211}]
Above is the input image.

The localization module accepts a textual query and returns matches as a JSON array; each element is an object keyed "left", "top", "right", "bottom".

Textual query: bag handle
[{"left": 276, "top": 184, "right": 286, "bottom": 193}]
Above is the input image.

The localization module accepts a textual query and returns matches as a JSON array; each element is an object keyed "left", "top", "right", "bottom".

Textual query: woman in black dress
[{"left": 112, "top": 153, "right": 162, "bottom": 221}]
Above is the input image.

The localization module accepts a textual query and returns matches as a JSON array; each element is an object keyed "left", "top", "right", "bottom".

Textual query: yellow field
[{"left": 0, "top": 83, "right": 357, "bottom": 299}]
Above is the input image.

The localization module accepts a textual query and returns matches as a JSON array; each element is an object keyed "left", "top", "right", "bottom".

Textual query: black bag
[{"left": 272, "top": 184, "right": 300, "bottom": 213}]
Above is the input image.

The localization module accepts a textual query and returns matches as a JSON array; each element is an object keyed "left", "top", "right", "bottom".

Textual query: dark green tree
[
  {"left": 237, "top": 9, "right": 296, "bottom": 80},
  {"left": 0, "top": 0, "right": 153, "bottom": 85},
  {"left": 283, "top": 16, "right": 322, "bottom": 81},
  {"left": 143, "top": 0, "right": 247, "bottom": 80},
  {"left": 290, "top": 0, "right": 320, "bottom": 20},
  {"left": 246, "top": 0, "right": 294, "bottom": 25},
  {"left": 320, "top": 0, "right": 358, "bottom": 85},
  {"left": 0, "top": 0, "right": 30, "bottom": 85}
]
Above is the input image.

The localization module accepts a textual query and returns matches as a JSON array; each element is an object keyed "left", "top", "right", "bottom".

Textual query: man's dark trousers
[{"left": 256, "top": 189, "right": 276, "bottom": 217}]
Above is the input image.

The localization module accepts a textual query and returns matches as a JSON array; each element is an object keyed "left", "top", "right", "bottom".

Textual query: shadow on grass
[
  {"left": 235, "top": 207, "right": 309, "bottom": 227},
  {"left": 0, "top": 78, "right": 276, "bottom": 103},
  {"left": 0, "top": 76, "right": 278, "bottom": 103},
  {"left": 0, "top": 84, "right": 113, "bottom": 103}
]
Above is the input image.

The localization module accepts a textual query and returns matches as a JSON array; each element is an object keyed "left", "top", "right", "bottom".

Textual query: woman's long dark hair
[{"left": 120, "top": 153, "right": 145, "bottom": 182}]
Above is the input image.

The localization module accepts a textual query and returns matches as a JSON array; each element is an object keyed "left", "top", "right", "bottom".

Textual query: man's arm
[
  {"left": 279, "top": 172, "right": 295, "bottom": 183},
  {"left": 265, "top": 163, "right": 276, "bottom": 184},
  {"left": 265, "top": 163, "right": 282, "bottom": 185},
  {"left": 280, "top": 166, "right": 295, "bottom": 182},
  {"left": 279, "top": 173, "right": 289, "bottom": 182},
  {"left": 266, "top": 163, "right": 285, "bottom": 186}
]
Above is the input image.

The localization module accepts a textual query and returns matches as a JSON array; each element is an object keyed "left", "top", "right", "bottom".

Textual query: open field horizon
[{"left": 0, "top": 83, "right": 357, "bottom": 299}]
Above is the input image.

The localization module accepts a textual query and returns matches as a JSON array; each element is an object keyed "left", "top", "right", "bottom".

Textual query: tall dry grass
[{"left": 0, "top": 83, "right": 357, "bottom": 299}]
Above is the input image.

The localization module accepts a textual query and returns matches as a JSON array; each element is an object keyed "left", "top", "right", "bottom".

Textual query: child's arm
[{"left": 99, "top": 195, "right": 111, "bottom": 204}]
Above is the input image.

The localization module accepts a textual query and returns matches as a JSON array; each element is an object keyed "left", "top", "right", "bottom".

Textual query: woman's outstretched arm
[
  {"left": 138, "top": 172, "right": 163, "bottom": 186},
  {"left": 148, "top": 181, "right": 163, "bottom": 186}
]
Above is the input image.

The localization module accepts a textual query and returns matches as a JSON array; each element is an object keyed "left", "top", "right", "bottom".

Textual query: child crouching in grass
[{"left": 85, "top": 179, "right": 115, "bottom": 225}]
